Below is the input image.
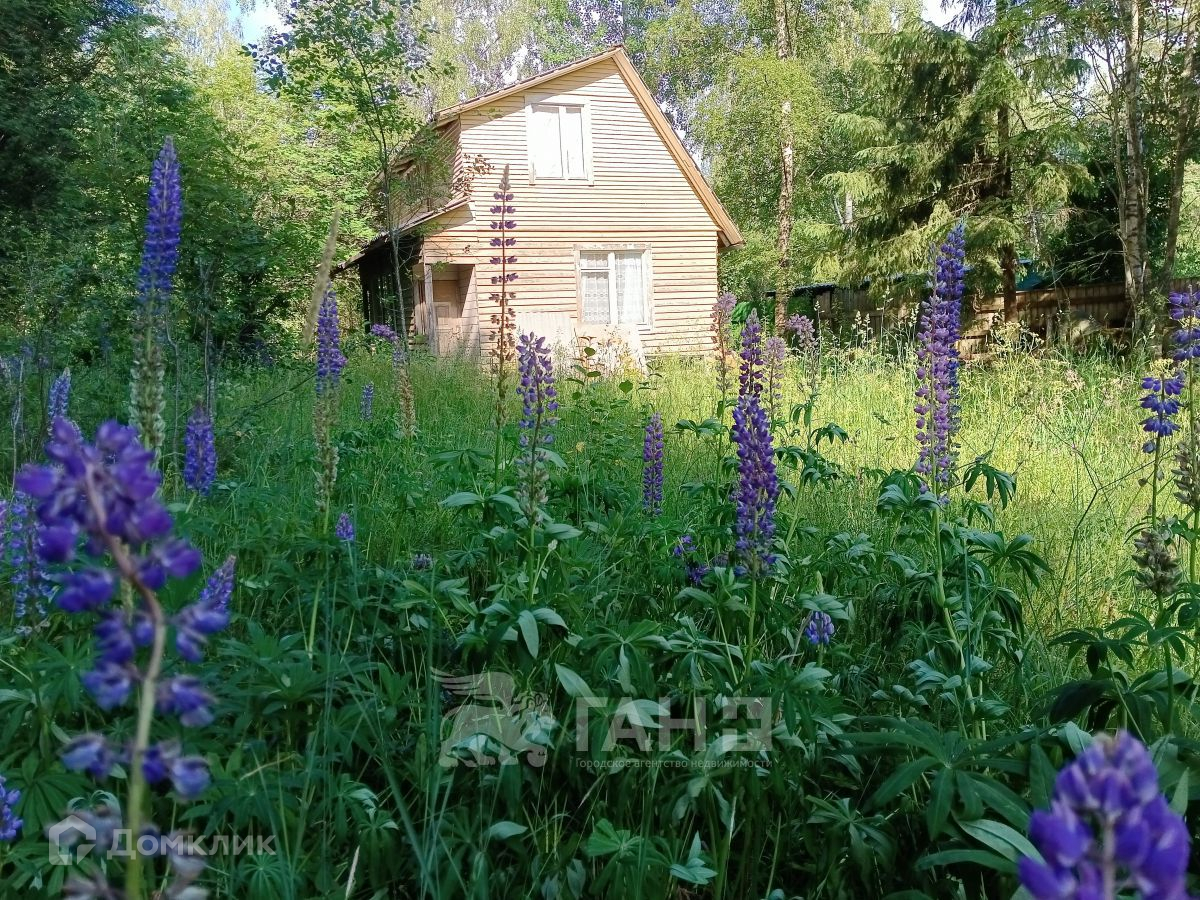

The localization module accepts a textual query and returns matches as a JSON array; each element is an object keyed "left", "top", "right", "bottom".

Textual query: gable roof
[{"left": 434, "top": 47, "right": 744, "bottom": 248}]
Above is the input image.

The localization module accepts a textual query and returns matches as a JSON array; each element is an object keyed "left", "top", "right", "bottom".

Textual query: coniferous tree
[{"left": 828, "top": 9, "right": 1083, "bottom": 320}]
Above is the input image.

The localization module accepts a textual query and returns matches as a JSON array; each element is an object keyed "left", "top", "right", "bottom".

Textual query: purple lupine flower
[
  {"left": 137, "top": 138, "right": 183, "bottom": 311},
  {"left": 804, "top": 611, "right": 835, "bottom": 646},
  {"left": 731, "top": 398, "right": 778, "bottom": 572},
  {"left": 915, "top": 224, "right": 966, "bottom": 496},
  {"left": 17, "top": 419, "right": 218, "bottom": 800},
  {"left": 785, "top": 314, "right": 817, "bottom": 353},
  {"left": 316, "top": 288, "right": 346, "bottom": 395},
  {"left": 489, "top": 177, "right": 518, "bottom": 286},
  {"left": 1169, "top": 289, "right": 1200, "bottom": 362},
  {"left": 335, "top": 512, "right": 355, "bottom": 542},
  {"left": 1140, "top": 372, "right": 1186, "bottom": 454},
  {"left": 156, "top": 675, "right": 215, "bottom": 727},
  {"left": 360, "top": 382, "right": 375, "bottom": 421},
  {"left": 183, "top": 405, "right": 216, "bottom": 496},
  {"left": 0, "top": 773, "right": 21, "bottom": 842},
  {"left": 173, "top": 556, "right": 234, "bottom": 663},
  {"left": 515, "top": 332, "right": 558, "bottom": 521},
  {"left": 313, "top": 294, "right": 344, "bottom": 513},
  {"left": 48, "top": 368, "right": 71, "bottom": 434},
  {"left": 643, "top": 413, "right": 664, "bottom": 515},
  {"left": 1019, "top": 731, "right": 1190, "bottom": 900},
  {"left": 7, "top": 492, "right": 34, "bottom": 621},
  {"left": 738, "top": 309, "right": 766, "bottom": 401},
  {"left": 370, "top": 321, "right": 415, "bottom": 436},
  {"left": 731, "top": 312, "right": 778, "bottom": 573},
  {"left": 412, "top": 552, "right": 432, "bottom": 570},
  {"left": 517, "top": 333, "right": 558, "bottom": 445},
  {"left": 671, "top": 536, "right": 709, "bottom": 584},
  {"left": 765, "top": 336, "right": 785, "bottom": 418},
  {"left": 370, "top": 323, "right": 399, "bottom": 343},
  {"left": 61, "top": 733, "right": 115, "bottom": 779}
]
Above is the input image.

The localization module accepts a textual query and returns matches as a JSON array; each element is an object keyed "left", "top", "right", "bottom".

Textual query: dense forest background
[{"left": 4, "top": 0, "right": 1200, "bottom": 359}]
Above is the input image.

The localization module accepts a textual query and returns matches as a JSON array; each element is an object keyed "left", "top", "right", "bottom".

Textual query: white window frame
[
  {"left": 574, "top": 245, "right": 653, "bottom": 328},
  {"left": 525, "top": 93, "right": 593, "bottom": 184}
]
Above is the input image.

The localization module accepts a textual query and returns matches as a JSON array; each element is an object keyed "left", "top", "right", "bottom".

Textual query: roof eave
[
  {"left": 433, "top": 46, "right": 624, "bottom": 126},
  {"left": 333, "top": 198, "right": 470, "bottom": 273}
]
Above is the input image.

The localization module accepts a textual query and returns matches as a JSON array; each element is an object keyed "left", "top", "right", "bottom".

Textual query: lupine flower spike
[
  {"left": 785, "top": 314, "right": 816, "bottom": 353},
  {"left": 314, "top": 289, "right": 344, "bottom": 516},
  {"left": 489, "top": 167, "right": 518, "bottom": 460},
  {"left": 785, "top": 314, "right": 820, "bottom": 405},
  {"left": 18, "top": 419, "right": 221, "bottom": 895},
  {"left": 1019, "top": 731, "right": 1190, "bottom": 900},
  {"left": 315, "top": 288, "right": 346, "bottom": 396},
  {"left": 7, "top": 490, "right": 51, "bottom": 629},
  {"left": 130, "top": 138, "right": 182, "bottom": 458},
  {"left": 370, "top": 324, "right": 415, "bottom": 437},
  {"left": 0, "top": 773, "right": 21, "bottom": 842},
  {"left": 765, "top": 336, "right": 785, "bottom": 423},
  {"left": 183, "top": 404, "right": 216, "bottom": 496},
  {"left": 360, "top": 382, "right": 375, "bottom": 421},
  {"left": 1168, "top": 290, "right": 1200, "bottom": 578},
  {"left": 915, "top": 224, "right": 966, "bottom": 498},
  {"left": 515, "top": 332, "right": 558, "bottom": 522},
  {"left": 335, "top": 513, "right": 355, "bottom": 543},
  {"left": 1139, "top": 372, "right": 1185, "bottom": 455},
  {"left": 712, "top": 292, "right": 737, "bottom": 403},
  {"left": 643, "top": 413, "right": 664, "bottom": 515},
  {"left": 174, "top": 556, "right": 235, "bottom": 664},
  {"left": 1168, "top": 287, "right": 1200, "bottom": 364},
  {"left": 805, "top": 611, "right": 835, "bottom": 646},
  {"left": 672, "top": 535, "right": 711, "bottom": 584},
  {"left": 48, "top": 368, "right": 71, "bottom": 435},
  {"left": 730, "top": 310, "right": 779, "bottom": 574}
]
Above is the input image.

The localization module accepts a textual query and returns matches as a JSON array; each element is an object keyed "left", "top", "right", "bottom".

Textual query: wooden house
[{"left": 337, "top": 46, "right": 743, "bottom": 357}]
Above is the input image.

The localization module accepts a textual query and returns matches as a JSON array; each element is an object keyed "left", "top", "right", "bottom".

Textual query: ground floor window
[{"left": 579, "top": 249, "right": 648, "bottom": 325}]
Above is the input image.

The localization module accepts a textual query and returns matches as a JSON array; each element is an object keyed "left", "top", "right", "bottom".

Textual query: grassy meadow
[{"left": 3, "top": 329, "right": 1194, "bottom": 900}]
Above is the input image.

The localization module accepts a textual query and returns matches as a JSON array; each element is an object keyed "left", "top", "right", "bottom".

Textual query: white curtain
[
  {"left": 615, "top": 253, "right": 644, "bottom": 324},
  {"left": 581, "top": 270, "right": 609, "bottom": 323}
]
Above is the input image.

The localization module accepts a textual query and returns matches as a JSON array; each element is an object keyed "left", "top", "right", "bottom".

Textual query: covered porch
[{"left": 337, "top": 234, "right": 480, "bottom": 357}]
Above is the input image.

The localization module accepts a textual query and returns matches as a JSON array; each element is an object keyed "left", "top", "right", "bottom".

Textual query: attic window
[{"left": 528, "top": 103, "right": 587, "bottom": 180}]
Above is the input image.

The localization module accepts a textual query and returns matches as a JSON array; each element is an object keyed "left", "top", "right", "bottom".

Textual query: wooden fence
[{"left": 802, "top": 278, "right": 1199, "bottom": 356}]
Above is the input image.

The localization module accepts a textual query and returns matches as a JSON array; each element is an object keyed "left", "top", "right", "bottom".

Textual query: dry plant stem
[{"left": 83, "top": 475, "right": 165, "bottom": 900}]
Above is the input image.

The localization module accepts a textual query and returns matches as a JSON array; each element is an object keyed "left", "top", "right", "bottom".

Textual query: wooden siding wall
[{"left": 429, "top": 57, "right": 720, "bottom": 355}]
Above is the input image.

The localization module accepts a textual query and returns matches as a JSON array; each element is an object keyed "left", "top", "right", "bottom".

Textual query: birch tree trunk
[
  {"left": 1161, "top": 23, "right": 1199, "bottom": 293},
  {"left": 1118, "top": 0, "right": 1153, "bottom": 347},
  {"left": 774, "top": 0, "right": 795, "bottom": 334}
]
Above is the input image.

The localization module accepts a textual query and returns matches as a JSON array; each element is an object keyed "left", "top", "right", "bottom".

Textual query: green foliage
[
  {"left": 825, "top": 14, "right": 1087, "bottom": 293},
  {"left": 7, "top": 3, "right": 1200, "bottom": 897}
]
